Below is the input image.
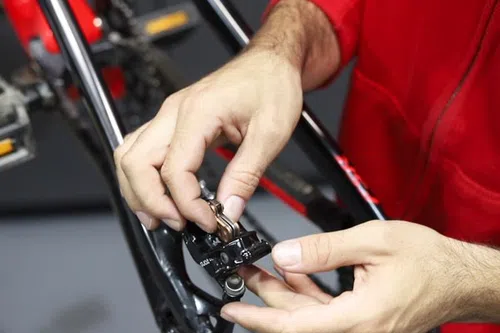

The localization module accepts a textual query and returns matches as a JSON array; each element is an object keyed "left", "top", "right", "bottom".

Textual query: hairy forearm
[
  {"left": 445, "top": 238, "right": 500, "bottom": 323},
  {"left": 247, "top": 0, "right": 340, "bottom": 90}
]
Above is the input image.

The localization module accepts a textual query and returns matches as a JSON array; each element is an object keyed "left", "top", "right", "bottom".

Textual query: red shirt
[{"left": 266, "top": 0, "right": 499, "bottom": 332}]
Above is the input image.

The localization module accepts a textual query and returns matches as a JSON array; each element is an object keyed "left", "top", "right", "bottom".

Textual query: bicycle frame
[{"left": 7, "top": 0, "right": 407, "bottom": 332}]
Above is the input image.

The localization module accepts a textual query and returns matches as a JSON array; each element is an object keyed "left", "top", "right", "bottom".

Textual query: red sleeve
[{"left": 263, "top": 0, "right": 363, "bottom": 68}]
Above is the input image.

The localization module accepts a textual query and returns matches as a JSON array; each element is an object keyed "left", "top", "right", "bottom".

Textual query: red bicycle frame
[
  {"left": 4, "top": 0, "right": 102, "bottom": 54},
  {"left": 3, "top": 0, "right": 128, "bottom": 99}
]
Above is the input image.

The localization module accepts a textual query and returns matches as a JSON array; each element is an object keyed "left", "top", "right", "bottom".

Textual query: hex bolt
[
  {"left": 224, "top": 274, "right": 245, "bottom": 299},
  {"left": 220, "top": 252, "right": 230, "bottom": 264},
  {"left": 241, "top": 250, "right": 251, "bottom": 260}
]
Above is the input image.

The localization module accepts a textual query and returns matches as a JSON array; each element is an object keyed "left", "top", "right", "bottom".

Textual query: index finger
[{"left": 161, "top": 111, "right": 220, "bottom": 232}]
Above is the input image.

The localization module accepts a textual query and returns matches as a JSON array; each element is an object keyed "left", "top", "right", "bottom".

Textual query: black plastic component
[{"left": 183, "top": 221, "right": 271, "bottom": 302}]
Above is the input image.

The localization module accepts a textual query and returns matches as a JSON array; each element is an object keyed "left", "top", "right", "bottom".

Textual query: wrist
[
  {"left": 243, "top": 46, "right": 303, "bottom": 85},
  {"left": 249, "top": 0, "right": 339, "bottom": 90},
  {"left": 247, "top": 0, "right": 308, "bottom": 73},
  {"left": 440, "top": 237, "right": 500, "bottom": 323}
]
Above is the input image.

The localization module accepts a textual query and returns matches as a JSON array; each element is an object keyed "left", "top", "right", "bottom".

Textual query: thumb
[
  {"left": 217, "top": 121, "right": 288, "bottom": 222},
  {"left": 272, "top": 222, "right": 386, "bottom": 273}
]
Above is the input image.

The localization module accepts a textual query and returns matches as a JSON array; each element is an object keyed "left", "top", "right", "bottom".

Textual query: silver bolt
[
  {"left": 224, "top": 274, "right": 245, "bottom": 298},
  {"left": 220, "top": 252, "right": 230, "bottom": 264},
  {"left": 241, "top": 250, "right": 251, "bottom": 260}
]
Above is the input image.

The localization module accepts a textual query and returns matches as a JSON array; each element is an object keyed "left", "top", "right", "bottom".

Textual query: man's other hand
[{"left": 220, "top": 220, "right": 496, "bottom": 332}]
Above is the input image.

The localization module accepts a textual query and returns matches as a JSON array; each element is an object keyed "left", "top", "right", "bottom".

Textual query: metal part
[
  {"left": 207, "top": 199, "right": 241, "bottom": 243},
  {"left": 200, "top": 179, "right": 215, "bottom": 200},
  {"left": 200, "top": 179, "right": 241, "bottom": 242},
  {"left": 224, "top": 274, "right": 245, "bottom": 299},
  {"left": 204, "top": 0, "right": 249, "bottom": 46},
  {"left": 184, "top": 182, "right": 271, "bottom": 302},
  {"left": 0, "top": 77, "right": 36, "bottom": 172},
  {"left": 183, "top": 219, "right": 271, "bottom": 303}
]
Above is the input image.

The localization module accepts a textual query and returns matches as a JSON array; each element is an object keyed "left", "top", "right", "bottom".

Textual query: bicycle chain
[{"left": 115, "top": 0, "right": 163, "bottom": 84}]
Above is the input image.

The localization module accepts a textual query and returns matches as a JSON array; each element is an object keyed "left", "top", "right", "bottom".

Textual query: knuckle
[
  {"left": 160, "top": 164, "right": 175, "bottom": 185},
  {"left": 137, "top": 190, "right": 164, "bottom": 216},
  {"left": 226, "top": 168, "right": 261, "bottom": 197},
  {"left": 114, "top": 144, "right": 128, "bottom": 165},
  {"left": 305, "top": 233, "right": 334, "bottom": 266},
  {"left": 123, "top": 132, "right": 134, "bottom": 141},
  {"left": 180, "top": 89, "right": 213, "bottom": 114},
  {"left": 113, "top": 147, "right": 123, "bottom": 166},
  {"left": 159, "top": 90, "right": 185, "bottom": 114},
  {"left": 365, "top": 220, "right": 394, "bottom": 253},
  {"left": 120, "top": 152, "right": 136, "bottom": 174}
]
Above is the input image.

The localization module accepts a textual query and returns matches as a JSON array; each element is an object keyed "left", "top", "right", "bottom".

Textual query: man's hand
[
  {"left": 221, "top": 220, "right": 500, "bottom": 332},
  {"left": 113, "top": 0, "right": 339, "bottom": 232},
  {"left": 114, "top": 49, "right": 302, "bottom": 231}
]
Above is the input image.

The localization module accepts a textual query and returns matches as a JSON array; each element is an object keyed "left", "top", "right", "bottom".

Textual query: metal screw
[
  {"left": 220, "top": 252, "right": 230, "bottom": 264},
  {"left": 241, "top": 250, "right": 251, "bottom": 260},
  {"left": 224, "top": 274, "right": 245, "bottom": 299}
]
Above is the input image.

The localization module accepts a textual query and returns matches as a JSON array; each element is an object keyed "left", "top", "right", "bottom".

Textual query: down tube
[{"left": 191, "top": 0, "right": 387, "bottom": 223}]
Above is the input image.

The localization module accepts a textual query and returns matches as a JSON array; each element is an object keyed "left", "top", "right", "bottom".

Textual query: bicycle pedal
[{"left": 0, "top": 77, "right": 36, "bottom": 172}]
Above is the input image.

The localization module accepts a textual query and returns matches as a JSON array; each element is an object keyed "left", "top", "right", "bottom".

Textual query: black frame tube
[{"left": 191, "top": 0, "right": 387, "bottom": 223}]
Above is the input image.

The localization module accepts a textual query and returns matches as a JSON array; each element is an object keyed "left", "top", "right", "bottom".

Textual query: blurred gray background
[{"left": 0, "top": 0, "right": 352, "bottom": 332}]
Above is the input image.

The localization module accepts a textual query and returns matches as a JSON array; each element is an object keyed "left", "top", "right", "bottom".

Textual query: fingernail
[
  {"left": 272, "top": 241, "right": 301, "bottom": 267},
  {"left": 136, "top": 211, "right": 152, "bottom": 229},
  {"left": 223, "top": 195, "right": 245, "bottom": 222},
  {"left": 161, "top": 219, "right": 183, "bottom": 231},
  {"left": 220, "top": 309, "right": 235, "bottom": 322}
]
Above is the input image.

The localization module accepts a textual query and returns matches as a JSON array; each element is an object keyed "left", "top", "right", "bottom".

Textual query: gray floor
[{"left": 0, "top": 193, "right": 338, "bottom": 333}]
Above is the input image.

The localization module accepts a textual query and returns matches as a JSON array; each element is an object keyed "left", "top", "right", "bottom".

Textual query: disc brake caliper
[{"left": 183, "top": 181, "right": 272, "bottom": 303}]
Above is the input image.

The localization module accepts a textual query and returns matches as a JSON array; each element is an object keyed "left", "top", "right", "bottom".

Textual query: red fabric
[{"left": 264, "top": 0, "right": 500, "bottom": 332}]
